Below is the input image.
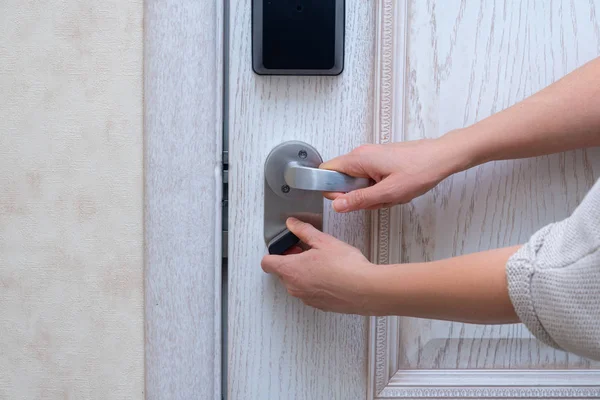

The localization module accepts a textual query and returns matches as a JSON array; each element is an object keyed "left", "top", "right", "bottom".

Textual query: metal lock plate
[
  {"left": 264, "top": 141, "right": 324, "bottom": 254},
  {"left": 264, "top": 141, "right": 370, "bottom": 254}
]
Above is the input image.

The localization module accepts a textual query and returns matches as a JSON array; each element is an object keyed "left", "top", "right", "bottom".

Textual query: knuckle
[
  {"left": 295, "top": 222, "right": 310, "bottom": 237},
  {"left": 351, "top": 189, "right": 367, "bottom": 206},
  {"left": 287, "top": 287, "right": 302, "bottom": 298},
  {"left": 277, "top": 260, "right": 298, "bottom": 280},
  {"left": 286, "top": 273, "right": 300, "bottom": 287},
  {"left": 261, "top": 257, "right": 277, "bottom": 273},
  {"left": 278, "top": 261, "right": 292, "bottom": 277},
  {"left": 297, "top": 227, "right": 320, "bottom": 246},
  {"left": 282, "top": 267, "right": 302, "bottom": 286},
  {"left": 379, "top": 193, "right": 396, "bottom": 207},
  {"left": 353, "top": 144, "right": 374, "bottom": 155},
  {"left": 304, "top": 233, "right": 320, "bottom": 246}
]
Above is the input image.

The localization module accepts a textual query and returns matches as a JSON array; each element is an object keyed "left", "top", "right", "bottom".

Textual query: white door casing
[{"left": 144, "top": 1, "right": 223, "bottom": 399}]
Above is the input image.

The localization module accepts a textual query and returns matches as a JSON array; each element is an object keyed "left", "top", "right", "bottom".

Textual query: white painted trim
[
  {"left": 387, "top": 370, "right": 600, "bottom": 386},
  {"left": 144, "top": 1, "right": 223, "bottom": 399},
  {"left": 367, "top": 1, "right": 600, "bottom": 399},
  {"left": 368, "top": 0, "right": 407, "bottom": 398},
  {"left": 380, "top": 370, "right": 600, "bottom": 398}
]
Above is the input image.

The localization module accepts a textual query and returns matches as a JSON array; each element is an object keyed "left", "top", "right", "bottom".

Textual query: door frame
[{"left": 144, "top": 1, "right": 223, "bottom": 399}]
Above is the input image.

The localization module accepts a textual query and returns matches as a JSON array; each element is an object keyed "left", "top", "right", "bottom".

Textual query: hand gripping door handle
[
  {"left": 283, "top": 162, "right": 370, "bottom": 192},
  {"left": 264, "top": 141, "right": 371, "bottom": 255}
]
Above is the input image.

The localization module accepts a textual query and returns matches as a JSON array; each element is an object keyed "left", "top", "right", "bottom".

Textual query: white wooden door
[
  {"left": 227, "top": 1, "right": 375, "bottom": 398},
  {"left": 227, "top": 1, "right": 600, "bottom": 399}
]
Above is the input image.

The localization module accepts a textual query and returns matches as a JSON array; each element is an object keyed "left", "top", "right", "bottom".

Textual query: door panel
[
  {"left": 399, "top": 0, "right": 600, "bottom": 371},
  {"left": 369, "top": 0, "right": 600, "bottom": 398},
  {"left": 227, "top": 1, "right": 375, "bottom": 399}
]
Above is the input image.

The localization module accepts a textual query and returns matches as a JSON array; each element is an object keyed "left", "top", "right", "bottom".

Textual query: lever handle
[
  {"left": 265, "top": 140, "right": 370, "bottom": 255},
  {"left": 284, "top": 163, "right": 370, "bottom": 192}
]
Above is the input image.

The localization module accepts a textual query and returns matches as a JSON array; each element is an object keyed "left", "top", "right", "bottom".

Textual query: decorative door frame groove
[{"left": 368, "top": 0, "right": 407, "bottom": 397}]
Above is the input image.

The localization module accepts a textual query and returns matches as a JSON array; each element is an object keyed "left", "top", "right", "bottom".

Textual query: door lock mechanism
[{"left": 264, "top": 141, "right": 370, "bottom": 254}]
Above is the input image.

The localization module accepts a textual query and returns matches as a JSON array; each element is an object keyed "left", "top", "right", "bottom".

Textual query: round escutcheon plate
[{"left": 264, "top": 141, "right": 323, "bottom": 199}]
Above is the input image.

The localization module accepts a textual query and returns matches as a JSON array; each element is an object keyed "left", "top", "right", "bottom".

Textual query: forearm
[
  {"left": 441, "top": 57, "right": 600, "bottom": 171},
  {"left": 369, "top": 246, "right": 521, "bottom": 324}
]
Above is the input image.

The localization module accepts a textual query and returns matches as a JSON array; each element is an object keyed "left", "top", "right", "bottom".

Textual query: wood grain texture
[
  {"left": 144, "top": 1, "right": 222, "bottom": 399},
  {"left": 227, "top": 1, "right": 375, "bottom": 399},
  {"left": 0, "top": 0, "right": 144, "bottom": 398},
  {"left": 398, "top": 0, "right": 600, "bottom": 370}
]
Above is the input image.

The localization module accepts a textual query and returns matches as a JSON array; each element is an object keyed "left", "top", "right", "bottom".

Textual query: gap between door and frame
[{"left": 221, "top": 0, "right": 230, "bottom": 399}]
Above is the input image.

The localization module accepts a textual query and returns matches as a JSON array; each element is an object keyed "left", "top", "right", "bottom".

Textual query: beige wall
[{"left": 0, "top": 1, "right": 144, "bottom": 398}]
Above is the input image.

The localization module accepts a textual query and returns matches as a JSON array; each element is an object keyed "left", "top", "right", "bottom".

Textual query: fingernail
[
  {"left": 333, "top": 198, "right": 348, "bottom": 212},
  {"left": 287, "top": 217, "right": 299, "bottom": 224}
]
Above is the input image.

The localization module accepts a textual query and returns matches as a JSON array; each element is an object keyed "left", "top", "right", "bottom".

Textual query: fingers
[
  {"left": 262, "top": 218, "right": 333, "bottom": 275},
  {"left": 260, "top": 244, "right": 305, "bottom": 278},
  {"left": 323, "top": 191, "right": 343, "bottom": 201},
  {"left": 286, "top": 217, "right": 333, "bottom": 248},
  {"left": 284, "top": 246, "right": 303, "bottom": 255},
  {"left": 290, "top": 212, "right": 323, "bottom": 230},
  {"left": 332, "top": 180, "right": 396, "bottom": 212},
  {"left": 261, "top": 255, "right": 279, "bottom": 274},
  {"left": 262, "top": 218, "right": 330, "bottom": 276},
  {"left": 320, "top": 154, "right": 370, "bottom": 178},
  {"left": 261, "top": 252, "right": 299, "bottom": 276}
]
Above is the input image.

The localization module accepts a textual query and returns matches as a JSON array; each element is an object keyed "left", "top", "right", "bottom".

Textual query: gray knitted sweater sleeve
[{"left": 506, "top": 178, "right": 600, "bottom": 361}]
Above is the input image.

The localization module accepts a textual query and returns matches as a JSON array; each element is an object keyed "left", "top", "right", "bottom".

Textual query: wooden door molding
[
  {"left": 368, "top": 1, "right": 600, "bottom": 399},
  {"left": 144, "top": 1, "right": 223, "bottom": 399},
  {"left": 368, "top": 0, "right": 406, "bottom": 397}
]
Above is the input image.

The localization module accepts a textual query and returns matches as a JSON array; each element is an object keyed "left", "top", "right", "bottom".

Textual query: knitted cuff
[{"left": 506, "top": 224, "right": 562, "bottom": 350}]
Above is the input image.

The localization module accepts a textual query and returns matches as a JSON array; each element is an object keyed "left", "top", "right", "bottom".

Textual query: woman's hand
[
  {"left": 261, "top": 218, "right": 518, "bottom": 322},
  {"left": 323, "top": 56, "right": 600, "bottom": 215},
  {"left": 320, "top": 135, "right": 471, "bottom": 212},
  {"left": 261, "top": 217, "right": 381, "bottom": 315}
]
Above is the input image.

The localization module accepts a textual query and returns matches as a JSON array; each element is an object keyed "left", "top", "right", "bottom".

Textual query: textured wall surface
[{"left": 0, "top": 1, "right": 144, "bottom": 398}]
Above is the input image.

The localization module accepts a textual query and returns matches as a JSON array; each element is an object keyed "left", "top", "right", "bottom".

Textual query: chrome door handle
[
  {"left": 284, "top": 163, "right": 370, "bottom": 192},
  {"left": 264, "top": 141, "right": 371, "bottom": 255}
]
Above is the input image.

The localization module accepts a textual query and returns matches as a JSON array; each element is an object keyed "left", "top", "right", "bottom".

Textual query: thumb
[
  {"left": 286, "top": 217, "right": 333, "bottom": 249},
  {"left": 320, "top": 154, "right": 370, "bottom": 178},
  {"left": 332, "top": 181, "right": 394, "bottom": 212}
]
